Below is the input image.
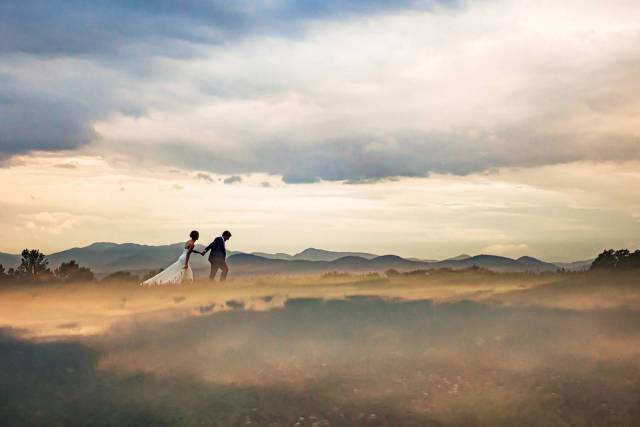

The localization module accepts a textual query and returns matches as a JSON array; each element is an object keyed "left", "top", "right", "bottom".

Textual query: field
[{"left": 1, "top": 270, "right": 639, "bottom": 426}]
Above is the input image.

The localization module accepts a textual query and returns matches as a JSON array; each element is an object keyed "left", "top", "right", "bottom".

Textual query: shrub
[{"left": 55, "top": 260, "right": 95, "bottom": 283}]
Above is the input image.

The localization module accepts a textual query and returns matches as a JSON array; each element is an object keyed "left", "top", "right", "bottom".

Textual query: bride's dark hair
[{"left": 189, "top": 230, "right": 199, "bottom": 240}]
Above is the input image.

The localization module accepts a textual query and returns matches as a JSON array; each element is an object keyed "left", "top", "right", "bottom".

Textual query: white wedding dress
[{"left": 141, "top": 248, "right": 194, "bottom": 286}]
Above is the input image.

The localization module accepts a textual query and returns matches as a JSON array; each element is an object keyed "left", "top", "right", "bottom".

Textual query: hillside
[
  {"left": 430, "top": 255, "right": 559, "bottom": 273},
  {"left": 1, "top": 243, "right": 238, "bottom": 277},
  {"left": 226, "top": 253, "right": 560, "bottom": 276},
  {"left": 0, "top": 243, "right": 585, "bottom": 277},
  {"left": 0, "top": 252, "right": 19, "bottom": 270}
]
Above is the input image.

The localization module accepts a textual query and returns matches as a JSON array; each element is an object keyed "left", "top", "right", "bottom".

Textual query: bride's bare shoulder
[{"left": 185, "top": 239, "right": 195, "bottom": 249}]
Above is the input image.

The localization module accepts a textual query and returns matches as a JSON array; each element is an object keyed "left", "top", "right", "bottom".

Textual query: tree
[
  {"left": 591, "top": 249, "right": 616, "bottom": 269},
  {"left": 54, "top": 260, "right": 95, "bottom": 283},
  {"left": 17, "top": 249, "right": 50, "bottom": 280},
  {"left": 591, "top": 249, "right": 640, "bottom": 270},
  {"left": 631, "top": 250, "right": 640, "bottom": 269}
]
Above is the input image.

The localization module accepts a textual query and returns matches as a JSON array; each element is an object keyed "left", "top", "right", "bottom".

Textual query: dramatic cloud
[
  {"left": 1, "top": 0, "right": 639, "bottom": 180},
  {"left": 0, "top": 0, "right": 448, "bottom": 162},
  {"left": 0, "top": 0, "right": 434, "bottom": 57},
  {"left": 0, "top": 73, "right": 96, "bottom": 158}
]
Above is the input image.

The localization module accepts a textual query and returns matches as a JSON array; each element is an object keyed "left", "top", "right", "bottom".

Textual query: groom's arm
[{"left": 201, "top": 242, "right": 213, "bottom": 256}]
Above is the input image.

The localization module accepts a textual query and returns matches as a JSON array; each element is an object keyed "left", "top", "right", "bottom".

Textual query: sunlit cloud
[{"left": 0, "top": 154, "right": 638, "bottom": 260}]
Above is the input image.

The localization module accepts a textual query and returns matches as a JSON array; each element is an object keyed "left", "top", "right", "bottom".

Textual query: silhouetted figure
[{"left": 203, "top": 230, "right": 232, "bottom": 281}]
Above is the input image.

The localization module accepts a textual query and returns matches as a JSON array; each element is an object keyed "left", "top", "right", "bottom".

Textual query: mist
[{"left": 1, "top": 271, "right": 639, "bottom": 426}]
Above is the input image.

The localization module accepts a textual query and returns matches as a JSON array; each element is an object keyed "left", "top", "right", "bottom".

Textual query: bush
[
  {"left": 17, "top": 249, "right": 51, "bottom": 282},
  {"left": 55, "top": 260, "right": 95, "bottom": 283}
]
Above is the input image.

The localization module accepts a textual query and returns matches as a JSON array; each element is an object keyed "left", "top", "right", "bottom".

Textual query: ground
[{"left": 1, "top": 271, "right": 639, "bottom": 426}]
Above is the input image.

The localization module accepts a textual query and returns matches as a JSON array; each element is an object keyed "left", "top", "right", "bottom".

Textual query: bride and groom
[{"left": 141, "top": 230, "right": 232, "bottom": 286}]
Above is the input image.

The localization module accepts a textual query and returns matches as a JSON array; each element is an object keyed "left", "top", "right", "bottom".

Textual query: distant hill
[
  {"left": 0, "top": 242, "right": 240, "bottom": 277},
  {"left": 226, "top": 253, "right": 426, "bottom": 276},
  {"left": 430, "top": 254, "right": 558, "bottom": 273},
  {"left": 292, "top": 248, "right": 379, "bottom": 261},
  {"left": 251, "top": 248, "right": 378, "bottom": 261},
  {"left": 445, "top": 254, "right": 472, "bottom": 261},
  {"left": 0, "top": 252, "right": 19, "bottom": 270},
  {"left": 44, "top": 242, "right": 206, "bottom": 275},
  {"left": 227, "top": 253, "right": 560, "bottom": 276},
  {"left": 248, "top": 248, "right": 380, "bottom": 262},
  {"left": 250, "top": 252, "right": 294, "bottom": 260},
  {"left": 0, "top": 243, "right": 581, "bottom": 277}
]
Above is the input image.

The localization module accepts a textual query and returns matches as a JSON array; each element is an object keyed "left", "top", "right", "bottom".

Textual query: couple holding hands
[{"left": 142, "top": 230, "right": 231, "bottom": 286}]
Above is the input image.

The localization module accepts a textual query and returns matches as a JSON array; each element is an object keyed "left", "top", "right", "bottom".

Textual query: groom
[{"left": 202, "top": 230, "right": 232, "bottom": 281}]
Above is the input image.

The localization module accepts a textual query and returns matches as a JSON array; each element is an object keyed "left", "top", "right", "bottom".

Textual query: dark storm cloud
[
  {"left": 291, "top": 135, "right": 640, "bottom": 183},
  {"left": 2, "top": 0, "right": 637, "bottom": 182},
  {"left": 136, "top": 129, "right": 640, "bottom": 183},
  {"left": 264, "top": 133, "right": 640, "bottom": 183},
  {"left": 0, "top": 0, "right": 440, "bottom": 57},
  {"left": 0, "top": 76, "right": 97, "bottom": 159},
  {"left": 0, "top": 0, "right": 452, "bottom": 161}
]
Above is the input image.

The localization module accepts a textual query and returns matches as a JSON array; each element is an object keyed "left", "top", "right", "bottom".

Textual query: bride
[{"left": 141, "top": 230, "right": 203, "bottom": 286}]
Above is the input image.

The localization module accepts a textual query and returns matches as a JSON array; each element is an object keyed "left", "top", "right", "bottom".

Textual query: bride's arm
[{"left": 184, "top": 241, "right": 194, "bottom": 269}]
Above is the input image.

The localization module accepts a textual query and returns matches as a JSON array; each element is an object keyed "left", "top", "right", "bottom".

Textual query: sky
[{"left": 1, "top": 0, "right": 639, "bottom": 261}]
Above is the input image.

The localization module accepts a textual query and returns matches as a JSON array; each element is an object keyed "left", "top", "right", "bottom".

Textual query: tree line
[
  {"left": 0, "top": 249, "right": 94, "bottom": 284},
  {"left": 591, "top": 249, "right": 640, "bottom": 270},
  {"left": 0, "top": 249, "right": 157, "bottom": 284}
]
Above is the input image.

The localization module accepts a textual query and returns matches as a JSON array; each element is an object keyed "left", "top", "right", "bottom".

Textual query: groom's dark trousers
[
  {"left": 209, "top": 258, "right": 228, "bottom": 281},
  {"left": 204, "top": 236, "right": 228, "bottom": 281}
]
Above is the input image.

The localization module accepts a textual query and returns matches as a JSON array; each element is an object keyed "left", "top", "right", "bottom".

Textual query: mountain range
[
  {"left": 250, "top": 248, "right": 380, "bottom": 261},
  {"left": 0, "top": 242, "right": 594, "bottom": 278}
]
